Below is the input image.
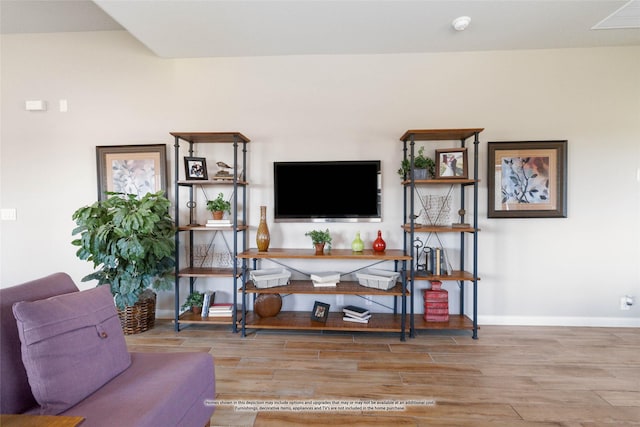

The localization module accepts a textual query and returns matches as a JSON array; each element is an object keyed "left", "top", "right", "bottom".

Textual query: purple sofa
[{"left": 0, "top": 273, "right": 215, "bottom": 427}]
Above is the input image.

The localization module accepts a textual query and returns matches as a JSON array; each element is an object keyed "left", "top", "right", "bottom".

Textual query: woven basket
[{"left": 117, "top": 290, "right": 156, "bottom": 335}]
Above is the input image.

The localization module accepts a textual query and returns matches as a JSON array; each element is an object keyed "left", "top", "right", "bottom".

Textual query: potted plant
[
  {"left": 181, "top": 291, "right": 204, "bottom": 315},
  {"left": 206, "top": 192, "right": 231, "bottom": 220},
  {"left": 71, "top": 191, "right": 176, "bottom": 334},
  {"left": 398, "top": 146, "right": 436, "bottom": 180},
  {"left": 305, "top": 229, "right": 332, "bottom": 255}
]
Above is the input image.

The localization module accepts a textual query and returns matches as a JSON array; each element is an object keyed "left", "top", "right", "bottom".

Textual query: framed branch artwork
[
  {"left": 488, "top": 140, "right": 567, "bottom": 218},
  {"left": 184, "top": 157, "right": 208, "bottom": 180},
  {"left": 96, "top": 144, "right": 167, "bottom": 201},
  {"left": 435, "top": 148, "right": 468, "bottom": 179}
]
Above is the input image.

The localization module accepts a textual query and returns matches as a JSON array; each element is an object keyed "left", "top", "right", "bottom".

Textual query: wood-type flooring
[{"left": 125, "top": 321, "right": 640, "bottom": 426}]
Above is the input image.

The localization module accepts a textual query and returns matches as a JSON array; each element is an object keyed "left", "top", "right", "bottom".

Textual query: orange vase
[{"left": 256, "top": 206, "right": 270, "bottom": 252}]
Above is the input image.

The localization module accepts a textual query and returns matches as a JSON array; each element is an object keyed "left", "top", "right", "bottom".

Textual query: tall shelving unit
[
  {"left": 172, "top": 132, "right": 250, "bottom": 332},
  {"left": 237, "top": 249, "right": 412, "bottom": 341},
  {"left": 400, "top": 128, "right": 482, "bottom": 339}
]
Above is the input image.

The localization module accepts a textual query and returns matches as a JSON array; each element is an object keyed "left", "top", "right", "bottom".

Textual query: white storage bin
[
  {"left": 355, "top": 268, "right": 400, "bottom": 290},
  {"left": 250, "top": 268, "right": 291, "bottom": 288}
]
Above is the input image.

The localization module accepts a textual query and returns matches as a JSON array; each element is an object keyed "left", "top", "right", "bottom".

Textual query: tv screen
[{"left": 274, "top": 160, "right": 381, "bottom": 222}]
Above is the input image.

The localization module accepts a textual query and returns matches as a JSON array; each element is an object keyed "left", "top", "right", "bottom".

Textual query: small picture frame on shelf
[
  {"left": 184, "top": 157, "right": 208, "bottom": 180},
  {"left": 435, "top": 148, "right": 468, "bottom": 179},
  {"left": 311, "top": 301, "right": 330, "bottom": 323}
]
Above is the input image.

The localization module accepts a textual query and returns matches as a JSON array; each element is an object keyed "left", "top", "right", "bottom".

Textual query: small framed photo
[
  {"left": 184, "top": 157, "right": 208, "bottom": 180},
  {"left": 488, "top": 140, "right": 567, "bottom": 218},
  {"left": 96, "top": 144, "right": 167, "bottom": 201},
  {"left": 311, "top": 301, "right": 330, "bottom": 323},
  {"left": 435, "top": 148, "right": 468, "bottom": 179}
]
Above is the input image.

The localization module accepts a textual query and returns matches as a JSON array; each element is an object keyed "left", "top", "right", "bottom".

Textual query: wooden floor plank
[{"left": 128, "top": 321, "right": 640, "bottom": 426}]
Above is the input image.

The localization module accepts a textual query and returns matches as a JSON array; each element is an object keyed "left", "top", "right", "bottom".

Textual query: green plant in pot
[
  {"left": 181, "top": 291, "right": 204, "bottom": 315},
  {"left": 206, "top": 192, "right": 231, "bottom": 220},
  {"left": 71, "top": 191, "right": 176, "bottom": 332},
  {"left": 305, "top": 229, "right": 332, "bottom": 255},
  {"left": 398, "top": 146, "right": 436, "bottom": 180}
]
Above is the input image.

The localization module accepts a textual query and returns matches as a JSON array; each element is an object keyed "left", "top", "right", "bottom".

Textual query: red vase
[{"left": 373, "top": 230, "right": 386, "bottom": 253}]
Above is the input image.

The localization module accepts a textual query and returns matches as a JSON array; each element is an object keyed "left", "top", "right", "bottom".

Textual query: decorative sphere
[{"left": 254, "top": 294, "right": 282, "bottom": 317}]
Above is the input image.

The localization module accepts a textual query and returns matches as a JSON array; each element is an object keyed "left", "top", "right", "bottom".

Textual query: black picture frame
[
  {"left": 311, "top": 301, "right": 330, "bottom": 323},
  {"left": 96, "top": 144, "right": 167, "bottom": 201},
  {"left": 435, "top": 148, "right": 468, "bottom": 179},
  {"left": 184, "top": 156, "right": 208, "bottom": 180},
  {"left": 488, "top": 140, "right": 567, "bottom": 218}
]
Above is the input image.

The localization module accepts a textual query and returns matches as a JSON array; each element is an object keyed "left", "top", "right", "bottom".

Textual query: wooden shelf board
[
  {"left": 411, "top": 314, "right": 475, "bottom": 330},
  {"left": 238, "top": 248, "right": 410, "bottom": 261},
  {"left": 243, "top": 280, "right": 407, "bottom": 296},
  {"left": 176, "top": 311, "right": 241, "bottom": 325},
  {"left": 171, "top": 132, "right": 250, "bottom": 143},
  {"left": 177, "top": 179, "right": 248, "bottom": 186},
  {"left": 402, "top": 224, "right": 478, "bottom": 233},
  {"left": 243, "top": 311, "right": 406, "bottom": 332},
  {"left": 402, "top": 178, "right": 478, "bottom": 186},
  {"left": 410, "top": 270, "right": 480, "bottom": 281},
  {"left": 178, "top": 267, "right": 240, "bottom": 277},
  {"left": 399, "top": 128, "right": 484, "bottom": 142},
  {"left": 178, "top": 224, "right": 248, "bottom": 231}
]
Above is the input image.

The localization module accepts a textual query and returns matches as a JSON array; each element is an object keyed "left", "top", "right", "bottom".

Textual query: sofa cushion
[
  {"left": 0, "top": 272, "right": 79, "bottom": 414},
  {"left": 12, "top": 285, "right": 131, "bottom": 415},
  {"left": 62, "top": 352, "right": 216, "bottom": 427}
]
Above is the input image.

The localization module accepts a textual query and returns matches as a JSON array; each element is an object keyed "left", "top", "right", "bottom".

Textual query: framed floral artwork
[
  {"left": 96, "top": 144, "right": 167, "bottom": 201},
  {"left": 487, "top": 140, "right": 567, "bottom": 218}
]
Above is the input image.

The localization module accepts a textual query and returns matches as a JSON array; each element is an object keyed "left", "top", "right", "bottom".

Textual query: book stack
[
  {"left": 424, "top": 280, "right": 449, "bottom": 322},
  {"left": 342, "top": 305, "right": 371, "bottom": 323},
  {"left": 205, "top": 219, "right": 232, "bottom": 227},
  {"left": 310, "top": 272, "right": 340, "bottom": 287},
  {"left": 200, "top": 291, "right": 215, "bottom": 318},
  {"left": 207, "top": 303, "right": 234, "bottom": 317}
]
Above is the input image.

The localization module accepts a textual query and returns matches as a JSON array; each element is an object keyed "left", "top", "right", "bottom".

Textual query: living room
[{"left": 1, "top": 1, "right": 639, "bottom": 425}]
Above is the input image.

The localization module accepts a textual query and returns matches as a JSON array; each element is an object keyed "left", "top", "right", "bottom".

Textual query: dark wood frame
[
  {"left": 435, "top": 148, "right": 468, "bottom": 179},
  {"left": 311, "top": 301, "right": 330, "bottom": 323},
  {"left": 96, "top": 144, "right": 167, "bottom": 201},
  {"left": 184, "top": 156, "right": 208, "bottom": 180},
  {"left": 488, "top": 140, "right": 567, "bottom": 218}
]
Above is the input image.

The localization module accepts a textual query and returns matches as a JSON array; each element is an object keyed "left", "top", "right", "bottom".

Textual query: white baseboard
[
  {"left": 478, "top": 315, "right": 640, "bottom": 328},
  {"left": 157, "top": 309, "right": 640, "bottom": 328}
]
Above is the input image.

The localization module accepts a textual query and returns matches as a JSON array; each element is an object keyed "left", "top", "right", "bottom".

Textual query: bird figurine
[{"left": 214, "top": 161, "right": 233, "bottom": 179}]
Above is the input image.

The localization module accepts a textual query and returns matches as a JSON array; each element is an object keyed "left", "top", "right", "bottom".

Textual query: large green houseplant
[{"left": 71, "top": 191, "right": 176, "bottom": 310}]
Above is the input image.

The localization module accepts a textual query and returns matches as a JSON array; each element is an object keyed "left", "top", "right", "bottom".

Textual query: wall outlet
[{"left": 620, "top": 295, "right": 634, "bottom": 310}]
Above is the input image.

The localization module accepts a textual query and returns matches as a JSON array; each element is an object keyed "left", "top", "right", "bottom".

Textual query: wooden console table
[{"left": 0, "top": 414, "right": 85, "bottom": 427}]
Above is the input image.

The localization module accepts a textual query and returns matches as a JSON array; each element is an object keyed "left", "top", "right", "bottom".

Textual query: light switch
[
  {"left": 59, "top": 99, "right": 68, "bottom": 112},
  {"left": 1, "top": 208, "right": 17, "bottom": 221}
]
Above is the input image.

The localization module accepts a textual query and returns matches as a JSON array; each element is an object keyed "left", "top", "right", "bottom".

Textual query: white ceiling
[{"left": 2, "top": 0, "right": 639, "bottom": 58}]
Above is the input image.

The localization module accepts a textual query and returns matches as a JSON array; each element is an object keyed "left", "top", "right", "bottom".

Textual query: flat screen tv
[{"left": 274, "top": 160, "right": 381, "bottom": 222}]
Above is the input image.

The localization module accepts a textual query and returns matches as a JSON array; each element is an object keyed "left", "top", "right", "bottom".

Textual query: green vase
[{"left": 351, "top": 232, "right": 364, "bottom": 253}]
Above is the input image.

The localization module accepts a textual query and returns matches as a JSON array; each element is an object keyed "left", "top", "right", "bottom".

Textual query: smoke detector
[{"left": 452, "top": 16, "right": 471, "bottom": 31}]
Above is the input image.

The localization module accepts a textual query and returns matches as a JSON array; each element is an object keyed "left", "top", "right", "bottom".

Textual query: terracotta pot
[
  {"left": 191, "top": 306, "right": 202, "bottom": 315},
  {"left": 314, "top": 243, "right": 325, "bottom": 255},
  {"left": 212, "top": 211, "right": 224, "bottom": 220}
]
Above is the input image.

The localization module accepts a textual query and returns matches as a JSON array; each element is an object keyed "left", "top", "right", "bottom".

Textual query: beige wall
[{"left": 1, "top": 31, "right": 639, "bottom": 325}]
